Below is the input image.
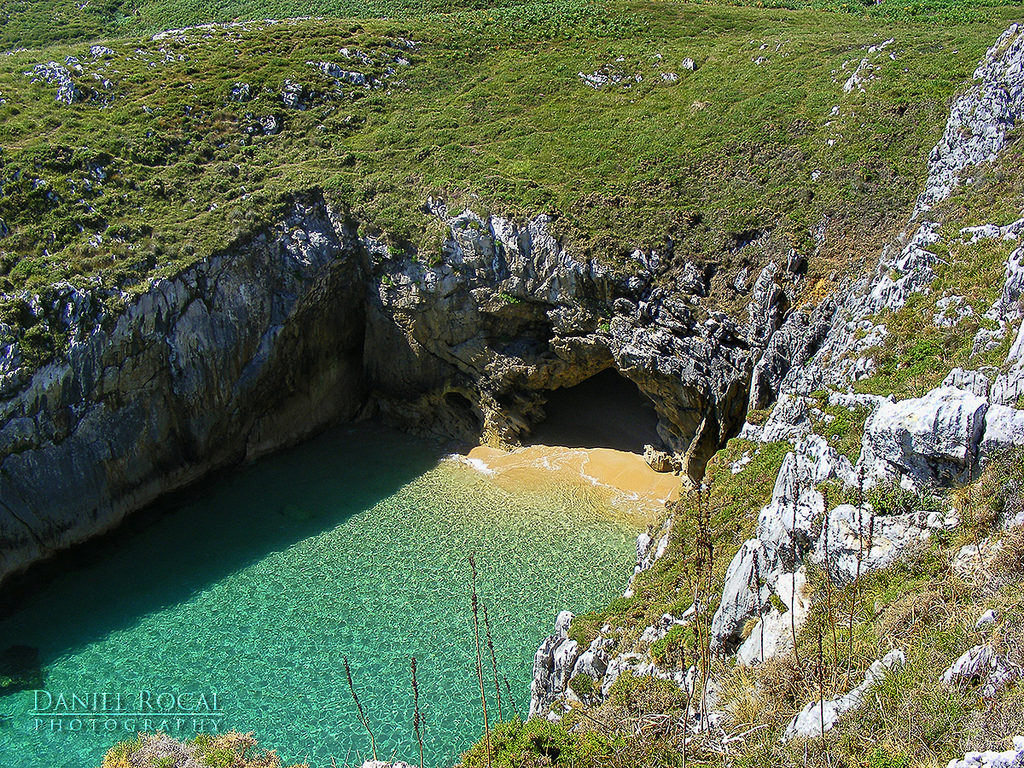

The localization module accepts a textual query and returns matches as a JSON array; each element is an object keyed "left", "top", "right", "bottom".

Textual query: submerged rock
[{"left": 0, "top": 645, "right": 42, "bottom": 696}]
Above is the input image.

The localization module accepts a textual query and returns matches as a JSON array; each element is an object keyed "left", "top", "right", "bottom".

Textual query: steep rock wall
[{"left": 0, "top": 186, "right": 795, "bottom": 590}]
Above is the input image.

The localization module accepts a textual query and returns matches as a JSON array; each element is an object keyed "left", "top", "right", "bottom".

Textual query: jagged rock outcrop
[
  {"left": 0, "top": 194, "right": 794, "bottom": 588},
  {"left": 529, "top": 610, "right": 578, "bottom": 718},
  {"left": 735, "top": 567, "right": 810, "bottom": 666},
  {"left": 0, "top": 197, "right": 368, "bottom": 588},
  {"left": 914, "top": 23, "right": 1024, "bottom": 217},
  {"left": 815, "top": 504, "right": 948, "bottom": 586},
  {"left": 710, "top": 435, "right": 854, "bottom": 654},
  {"left": 859, "top": 387, "right": 989, "bottom": 489}
]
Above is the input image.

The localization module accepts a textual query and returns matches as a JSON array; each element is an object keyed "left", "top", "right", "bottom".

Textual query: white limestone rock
[
  {"left": 529, "top": 611, "right": 580, "bottom": 717},
  {"left": 783, "top": 649, "right": 906, "bottom": 740},
  {"left": 946, "top": 736, "right": 1024, "bottom": 768},
  {"left": 980, "top": 404, "right": 1024, "bottom": 456},
  {"left": 736, "top": 567, "right": 811, "bottom": 666},
  {"left": 942, "top": 644, "right": 1022, "bottom": 699},
  {"left": 709, "top": 539, "right": 781, "bottom": 653},
  {"left": 943, "top": 368, "right": 992, "bottom": 398},
  {"left": 914, "top": 24, "right": 1024, "bottom": 217},
  {"left": 816, "top": 504, "right": 933, "bottom": 586},
  {"left": 859, "top": 387, "right": 988, "bottom": 489}
]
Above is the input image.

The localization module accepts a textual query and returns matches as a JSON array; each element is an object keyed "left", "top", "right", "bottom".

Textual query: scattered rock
[
  {"left": 975, "top": 609, "right": 999, "bottom": 630},
  {"left": 914, "top": 24, "right": 1024, "bottom": 216},
  {"left": 26, "top": 61, "right": 87, "bottom": 104},
  {"left": 281, "top": 79, "right": 305, "bottom": 108},
  {"left": 229, "top": 82, "right": 252, "bottom": 102},
  {"left": 643, "top": 444, "right": 679, "bottom": 473},
  {"left": 783, "top": 649, "right": 905, "bottom": 740},
  {"left": 946, "top": 736, "right": 1024, "bottom": 768},
  {"left": 942, "top": 644, "right": 1021, "bottom": 699}
]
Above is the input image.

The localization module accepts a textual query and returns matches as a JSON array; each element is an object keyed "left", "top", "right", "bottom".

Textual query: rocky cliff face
[
  {"left": 528, "top": 21, "right": 1024, "bottom": 721},
  {"left": 0, "top": 198, "right": 369, "bottom": 588},
  {"left": 0, "top": 179, "right": 797, "bottom": 590}
]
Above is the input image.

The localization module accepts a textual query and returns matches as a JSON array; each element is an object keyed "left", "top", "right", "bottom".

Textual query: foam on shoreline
[{"left": 460, "top": 444, "right": 681, "bottom": 527}]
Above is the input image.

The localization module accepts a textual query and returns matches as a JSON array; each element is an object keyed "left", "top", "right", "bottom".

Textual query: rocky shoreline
[
  {"left": 526, "top": 20, "right": 1024, "bottom": 731},
  {"left": 0, "top": 162, "right": 805, "bottom": 590}
]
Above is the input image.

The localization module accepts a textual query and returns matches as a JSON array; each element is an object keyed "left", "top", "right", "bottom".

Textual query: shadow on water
[{"left": 0, "top": 422, "right": 443, "bottom": 668}]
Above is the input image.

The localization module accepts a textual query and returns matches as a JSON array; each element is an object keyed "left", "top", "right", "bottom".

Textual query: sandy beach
[{"left": 464, "top": 444, "right": 681, "bottom": 527}]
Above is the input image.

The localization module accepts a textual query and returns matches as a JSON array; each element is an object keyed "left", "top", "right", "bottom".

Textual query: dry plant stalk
[
  {"left": 343, "top": 656, "right": 377, "bottom": 762},
  {"left": 468, "top": 554, "right": 492, "bottom": 768},
  {"left": 821, "top": 486, "right": 840, "bottom": 666},
  {"left": 790, "top": 479, "right": 803, "bottom": 674},
  {"left": 849, "top": 464, "right": 866, "bottom": 676},
  {"left": 481, "top": 600, "right": 504, "bottom": 722},
  {"left": 411, "top": 657, "right": 424, "bottom": 768},
  {"left": 690, "top": 481, "right": 715, "bottom": 733},
  {"left": 503, "top": 676, "right": 520, "bottom": 720}
]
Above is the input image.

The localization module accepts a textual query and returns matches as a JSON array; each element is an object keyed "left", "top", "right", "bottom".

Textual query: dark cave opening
[{"left": 528, "top": 368, "right": 662, "bottom": 454}]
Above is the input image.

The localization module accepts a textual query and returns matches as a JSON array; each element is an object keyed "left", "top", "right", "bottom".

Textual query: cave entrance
[{"left": 528, "top": 369, "right": 662, "bottom": 454}]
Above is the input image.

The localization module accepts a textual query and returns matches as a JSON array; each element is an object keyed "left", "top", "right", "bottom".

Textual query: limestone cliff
[{"left": 0, "top": 184, "right": 796, "bottom": 590}]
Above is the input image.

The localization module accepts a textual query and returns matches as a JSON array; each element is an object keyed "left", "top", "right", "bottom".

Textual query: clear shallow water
[{"left": 0, "top": 424, "right": 639, "bottom": 768}]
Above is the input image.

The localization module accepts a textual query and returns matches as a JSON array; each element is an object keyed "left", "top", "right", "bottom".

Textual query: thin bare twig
[{"left": 344, "top": 656, "right": 377, "bottom": 762}]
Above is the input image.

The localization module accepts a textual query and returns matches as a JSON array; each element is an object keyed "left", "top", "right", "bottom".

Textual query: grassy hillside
[
  {"left": 0, "top": 0, "right": 1018, "bottom": 335},
  {"left": 0, "top": 0, "right": 1019, "bottom": 50}
]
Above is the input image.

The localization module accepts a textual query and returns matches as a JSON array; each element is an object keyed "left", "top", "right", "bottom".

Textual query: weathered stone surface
[
  {"left": 815, "top": 504, "right": 932, "bottom": 586},
  {"left": 571, "top": 636, "right": 614, "bottom": 682},
  {"left": 529, "top": 611, "right": 579, "bottom": 717},
  {"left": 992, "top": 321, "right": 1024, "bottom": 407},
  {"left": 980, "top": 404, "right": 1024, "bottom": 456},
  {"left": 643, "top": 444, "right": 680, "bottom": 473},
  {"left": 0, "top": 196, "right": 368, "bottom": 590},
  {"left": 736, "top": 567, "right": 810, "bottom": 666},
  {"left": 625, "top": 520, "right": 671, "bottom": 597},
  {"left": 943, "top": 368, "right": 992, "bottom": 398},
  {"left": 947, "top": 736, "right": 1024, "bottom": 768},
  {"left": 709, "top": 539, "right": 781, "bottom": 654},
  {"left": 759, "top": 394, "right": 811, "bottom": 443},
  {"left": 783, "top": 649, "right": 905, "bottom": 740},
  {"left": 942, "top": 644, "right": 1022, "bottom": 700},
  {"left": 914, "top": 24, "right": 1024, "bottom": 216},
  {"left": 859, "top": 387, "right": 988, "bottom": 489},
  {"left": 756, "top": 435, "right": 856, "bottom": 565}
]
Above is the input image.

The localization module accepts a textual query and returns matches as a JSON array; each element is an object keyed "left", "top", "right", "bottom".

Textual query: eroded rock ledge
[{"left": 0, "top": 189, "right": 796, "bottom": 589}]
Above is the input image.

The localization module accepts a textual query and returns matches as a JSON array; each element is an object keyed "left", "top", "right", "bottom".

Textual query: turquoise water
[{"left": 0, "top": 425, "right": 639, "bottom": 767}]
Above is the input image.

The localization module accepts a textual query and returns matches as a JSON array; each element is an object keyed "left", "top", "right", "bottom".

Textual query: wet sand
[{"left": 464, "top": 444, "right": 680, "bottom": 527}]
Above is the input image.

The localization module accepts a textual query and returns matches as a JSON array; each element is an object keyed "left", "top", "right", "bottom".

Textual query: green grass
[
  {"left": 0, "top": 1, "right": 1016, "bottom": 315},
  {"left": 1, "top": 0, "right": 1019, "bottom": 50}
]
